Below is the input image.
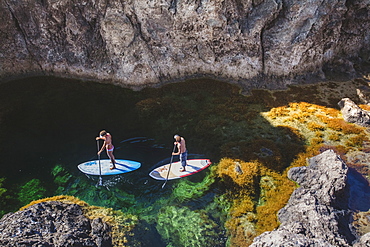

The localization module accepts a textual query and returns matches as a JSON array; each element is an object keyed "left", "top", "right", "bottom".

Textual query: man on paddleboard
[
  {"left": 96, "top": 130, "right": 117, "bottom": 170},
  {"left": 172, "top": 134, "right": 188, "bottom": 172}
]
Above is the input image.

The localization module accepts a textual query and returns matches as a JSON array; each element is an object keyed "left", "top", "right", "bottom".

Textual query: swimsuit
[
  {"left": 107, "top": 145, "right": 114, "bottom": 152},
  {"left": 104, "top": 133, "right": 114, "bottom": 152}
]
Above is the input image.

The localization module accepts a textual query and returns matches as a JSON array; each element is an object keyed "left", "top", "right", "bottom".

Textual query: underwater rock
[
  {"left": 0, "top": 0, "right": 369, "bottom": 90},
  {"left": 338, "top": 98, "right": 370, "bottom": 127},
  {"left": 250, "top": 149, "right": 369, "bottom": 247},
  {"left": 0, "top": 201, "right": 112, "bottom": 247}
]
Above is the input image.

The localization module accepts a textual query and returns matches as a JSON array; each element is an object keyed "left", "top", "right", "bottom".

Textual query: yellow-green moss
[
  {"left": 255, "top": 169, "right": 295, "bottom": 235},
  {"left": 216, "top": 158, "right": 260, "bottom": 189},
  {"left": 307, "top": 122, "right": 325, "bottom": 131}
]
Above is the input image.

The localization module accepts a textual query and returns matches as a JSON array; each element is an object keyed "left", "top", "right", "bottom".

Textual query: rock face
[
  {"left": 0, "top": 0, "right": 369, "bottom": 91},
  {"left": 0, "top": 201, "right": 112, "bottom": 247},
  {"left": 250, "top": 149, "right": 370, "bottom": 247},
  {"left": 338, "top": 98, "right": 370, "bottom": 127}
]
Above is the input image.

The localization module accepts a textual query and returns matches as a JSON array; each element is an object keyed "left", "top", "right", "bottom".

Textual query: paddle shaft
[
  {"left": 162, "top": 144, "right": 177, "bottom": 188},
  {"left": 97, "top": 140, "right": 102, "bottom": 186}
]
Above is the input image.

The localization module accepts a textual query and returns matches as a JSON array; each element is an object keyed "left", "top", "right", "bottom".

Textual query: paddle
[
  {"left": 97, "top": 140, "right": 103, "bottom": 186},
  {"left": 162, "top": 144, "right": 177, "bottom": 189}
]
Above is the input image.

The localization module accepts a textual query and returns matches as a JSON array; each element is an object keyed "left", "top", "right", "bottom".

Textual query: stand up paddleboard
[
  {"left": 149, "top": 159, "right": 211, "bottom": 180},
  {"left": 78, "top": 159, "right": 141, "bottom": 176}
]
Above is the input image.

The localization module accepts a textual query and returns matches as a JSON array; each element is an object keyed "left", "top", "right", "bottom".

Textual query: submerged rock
[
  {"left": 0, "top": 201, "right": 112, "bottom": 247},
  {"left": 250, "top": 149, "right": 370, "bottom": 247}
]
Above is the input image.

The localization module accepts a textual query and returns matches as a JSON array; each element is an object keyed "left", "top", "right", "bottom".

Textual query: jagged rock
[
  {"left": 250, "top": 149, "right": 368, "bottom": 247},
  {"left": 0, "top": 201, "right": 112, "bottom": 247},
  {"left": 0, "top": 0, "right": 369, "bottom": 91},
  {"left": 356, "top": 86, "right": 370, "bottom": 105},
  {"left": 338, "top": 98, "right": 370, "bottom": 127}
]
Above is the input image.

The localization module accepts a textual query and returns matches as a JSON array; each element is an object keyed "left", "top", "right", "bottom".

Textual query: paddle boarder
[
  {"left": 172, "top": 134, "right": 188, "bottom": 172},
  {"left": 96, "top": 130, "right": 117, "bottom": 170}
]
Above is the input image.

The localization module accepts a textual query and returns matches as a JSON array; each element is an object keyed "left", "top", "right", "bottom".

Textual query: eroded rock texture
[
  {"left": 0, "top": 201, "right": 112, "bottom": 247},
  {"left": 0, "top": 0, "right": 369, "bottom": 90},
  {"left": 250, "top": 149, "right": 370, "bottom": 247}
]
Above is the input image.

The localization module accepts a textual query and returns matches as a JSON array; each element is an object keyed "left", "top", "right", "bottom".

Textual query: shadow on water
[{"left": 0, "top": 76, "right": 328, "bottom": 246}]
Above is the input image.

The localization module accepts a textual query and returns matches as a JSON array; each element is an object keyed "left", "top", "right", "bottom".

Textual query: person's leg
[
  {"left": 107, "top": 150, "right": 116, "bottom": 169},
  {"left": 180, "top": 152, "right": 187, "bottom": 171}
]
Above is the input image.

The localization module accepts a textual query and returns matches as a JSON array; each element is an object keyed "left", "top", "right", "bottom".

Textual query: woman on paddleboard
[
  {"left": 172, "top": 134, "right": 188, "bottom": 172},
  {"left": 96, "top": 130, "right": 116, "bottom": 170}
]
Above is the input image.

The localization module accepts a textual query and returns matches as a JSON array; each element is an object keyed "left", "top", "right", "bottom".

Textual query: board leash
[{"left": 162, "top": 144, "right": 177, "bottom": 189}]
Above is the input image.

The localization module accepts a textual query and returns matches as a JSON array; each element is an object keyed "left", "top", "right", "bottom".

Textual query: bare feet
[
  {"left": 110, "top": 166, "right": 116, "bottom": 170},
  {"left": 180, "top": 167, "right": 186, "bottom": 172}
]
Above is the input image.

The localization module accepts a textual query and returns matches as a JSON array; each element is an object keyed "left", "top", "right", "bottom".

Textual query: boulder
[
  {"left": 338, "top": 98, "right": 370, "bottom": 127},
  {"left": 0, "top": 201, "right": 112, "bottom": 247}
]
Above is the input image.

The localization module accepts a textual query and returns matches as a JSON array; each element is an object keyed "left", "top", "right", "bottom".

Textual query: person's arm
[
  {"left": 172, "top": 143, "right": 180, "bottom": 155},
  {"left": 98, "top": 141, "right": 106, "bottom": 155},
  {"left": 96, "top": 137, "right": 106, "bottom": 155}
]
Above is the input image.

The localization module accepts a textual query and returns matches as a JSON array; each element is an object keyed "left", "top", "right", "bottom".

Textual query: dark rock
[
  {"left": 250, "top": 149, "right": 370, "bottom": 247},
  {"left": 0, "top": 201, "right": 112, "bottom": 247}
]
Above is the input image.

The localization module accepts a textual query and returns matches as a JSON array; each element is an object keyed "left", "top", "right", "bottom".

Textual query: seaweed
[
  {"left": 17, "top": 179, "right": 47, "bottom": 206},
  {"left": 156, "top": 206, "right": 223, "bottom": 247}
]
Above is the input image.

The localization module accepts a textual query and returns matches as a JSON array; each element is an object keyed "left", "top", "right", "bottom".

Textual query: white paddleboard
[
  {"left": 78, "top": 159, "right": 141, "bottom": 176},
  {"left": 149, "top": 159, "right": 211, "bottom": 180}
]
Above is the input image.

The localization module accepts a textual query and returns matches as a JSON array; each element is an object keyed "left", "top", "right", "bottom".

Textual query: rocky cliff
[
  {"left": 250, "top": 149, "right": 370, "bottom": 247},
  {"left": 0, "top": 0, "right": 369, "bottom": 91}
]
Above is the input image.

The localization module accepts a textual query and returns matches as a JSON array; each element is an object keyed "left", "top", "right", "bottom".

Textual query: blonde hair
[
  {"left": 174, "top": 134, "right": 181, "bottom": 141},
  {"left": 99, "top": 130, "right": 107, "bottom": 137}
]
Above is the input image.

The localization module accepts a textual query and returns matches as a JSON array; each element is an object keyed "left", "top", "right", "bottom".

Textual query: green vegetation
[
  {"left": 51, "top": 164, "right": 73, "bottom": 194},
  {"left": 172, "top": 172, "right": 215, "bottom": 203},
  {"left": 156, "top": 206, "right": 221, "bottom": 247},
  {"left": 17, "top": 179, "right": 47, "bottom": 206},
  {"left": 0, "top": 178, "right": 7, "bottom": 217}
]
